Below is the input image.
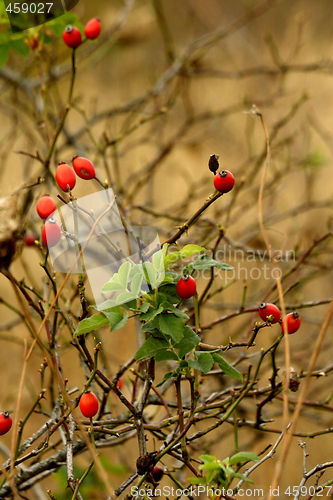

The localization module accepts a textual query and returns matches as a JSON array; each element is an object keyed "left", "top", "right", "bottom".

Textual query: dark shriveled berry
[
  {"left": 136, "top": 453, "right": 157, "bottom": 475},
  {"left": 208, "top": 154, "right": 219, "bottom": 174}
]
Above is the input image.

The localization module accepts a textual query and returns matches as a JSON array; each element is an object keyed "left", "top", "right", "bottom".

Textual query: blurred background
[{"left": 0, "top": 0, "right": 333, "bottom": 498}]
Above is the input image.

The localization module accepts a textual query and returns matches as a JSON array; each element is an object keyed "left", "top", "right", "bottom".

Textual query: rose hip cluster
[
  {"left": 63, "top": 18, "right": 101, "bottom": 49},
  {"left": 36, "top": 157, "right": 96, "bottom": 249},
  {"left": 175, "top": 156, "right": 237, "bottom": 300},
  {"left": 259, "top": 302, "right": 301, "bottom": 334}
]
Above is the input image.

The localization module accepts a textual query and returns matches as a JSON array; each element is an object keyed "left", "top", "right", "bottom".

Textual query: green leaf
[
  {"left": 189, "top": 254, "right": 234, "bottom": 271},
  {"left": 162, "top": 243, "right": 169, "bottom": 257},
  {"left": 141, "top": 322, "right": 163, "bottom": 336},
  {"left": 117, "top": 261, "right": 131, "bottom": 288},
  {"left": 152, "top": 249, "right": 164, "bottom": 272},
  {"left": 0, "top": 45, "right": 9, "bottom": 68},
  {"left": 128, "top": 264, "right": 143, "bottom": 277},
  {"left": 105, "top": 307, "right": 128, "bottom": 332},
  {"left": 116, "top": 291, "right": 136, "bottom": 305},
  {"left": 8, "top": 38, "right": 29, "bottom": 57},
  {"left": 188, "top": 477, "right": 206, "bottom": 485},
  {"left": 160, "top": 302, "right": 189, "bottom": 319},
  {"left": 102, "top": 280, "right": 126, "bottom": 293},
  {"left": 155, "top": 350, "right": 178, "bottom": 362},
  {"left": 135, "top": 337, "right": 170, "bottom": 361},
  {"left": 174, "top": 326, "right": 200, "bottom": 358},
  {"left": 130, "top": 272, "right": 143, "bottom": 295},
  {"left": 47, "top": 21, "right": 65, "bottom": 36},
  {"left": 111, "top": 313, "right": 128, "bottom": 332},
  {"left": 140, "top": 303, "right": 150, "bottom": 313},
  {"left": 93, "top": 300, "right": 117, "bottom": 312},
  {"left": 156, "top": 371, "right": 175, "bottom": 387},
  {"left": 200, "top": 455, "right": 216, "bottom": 463},
  {"left": 74, "top": 314, "right": 109, "bottom": 337},
  {"left": 158, "top": 313, "right": 184, "bottom": 343},
  {"left": 156, "top": 284, "right": 179, "bottom": 304},
  {"left": 140, "top": 305, "right": 163, "bottom": 322},
  {"left": 180, "top": 244, "right": 206, "bottom": 257},
  {"left": 161, "top": 272, "right": 178, "bottom": 284},
  {"left": 163, "top": 251, "right": 181, "bottom": 269},
  {"left": 122, "top": 299, "right": 140, "bottom": 312},
  {"left": 212, "top": 353, "right": 243, "bottom": 381},
  {"left": 188, "top": 352, "right": 214, "bottom": 374},
  {"left": 200, "top": 462, "right": 220, "bottom": 471},
  {"left": 226, "top": 471, "right": 253, "bottom": 483},
  {"left": 228, "top": 452, "right": 260, "bottom": 466},
  {"left": 163, "top": 245, "right": 206, "bottom": 269},
  {"left": 144, "top": 261, "right": 164, "bottom": 287},
  {"left": 206, "top": 469, "right": 216, "bottom": 483}
]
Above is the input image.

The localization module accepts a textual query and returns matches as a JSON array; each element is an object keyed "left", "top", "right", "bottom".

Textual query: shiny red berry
[
  {"left": 259, "top": 302, "right": 281, "bottom": 324},
  {"left": 63, "top": 25, "right": 82, "bottom": 49},
  {"left": 0, "top": 412, "right": 12, "bottom": 436},
  {"left": 42, "top": 219, "right": 61, "bottom": 248},
  {"left": 84, "top": 18, "right": 101, "bottom": 40},
  {"left": 176, "top": 275, "right": 197, "bottom": 299},
  {"left": 36, "top": 195, "right": 56, "bottom": 220},
  {"left": 72, "top": 156, "right": 96, "bottom": 180},
  {"left": 214, "top": 170, "right": 235, "bottom": 194},
  {"left": 79, "top": 392, "right": 99, "bottom": 418},
  {"left": 55, "top": 162, "right": 76, "bottom": 192},
  {"left": 281, "top": 312, "right": 301, "bottom": 334}
]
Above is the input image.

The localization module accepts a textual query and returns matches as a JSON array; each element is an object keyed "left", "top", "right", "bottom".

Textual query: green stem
[
  {"left": 70, "top": 461, "right": 94, "bottom": 500},
  {"left": 89, "top": 418, "right": 96, "bottom": 450},
  {"left": 193, "top": 294, "right": 201, "bottom": 334}
]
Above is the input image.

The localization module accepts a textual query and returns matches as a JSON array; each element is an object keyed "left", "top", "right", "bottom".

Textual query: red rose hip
[
  {"left": 63, "top": 25, "right": 82, "bottom": 49},
  {"left": 281, "top": 312, "right": 301, "bottom": 334},
  {"left": 259, "top": 302, "right": 281, "bottom": 324},
  {"left": 0, "top": 412, "right": 12, "bottom": 436},
  {"left": 42, "top": 219, "right": 61, "bottom": 248},
  {"left": 214, "top": 170, "right": 235, "bottom": 194},
  {"left": 176, "top": 275, "right": 197, "bottom": 299},
  {"left": 72, "top": 156, "right": 96, "bottom": 180},
  {"left": 36, "top": 195, "right": 56, "bottom": 220},
  {"left": 79, "top": 392, "right": 99, "bottom": 418},
  {"left": 84, "top": 18, "right": 101, "bottom": 40},
  {"left": 147, "top": 465, "right": 164, "bottom": 484},
  {"left": 151, "top": 466, "right": 164, "bottom": 482},
  {"left": 24, "top": 234, "right": 37, "bottom": 246},
  {"left": 56, "top": 162, "right": 76, "bottom": 192}
]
